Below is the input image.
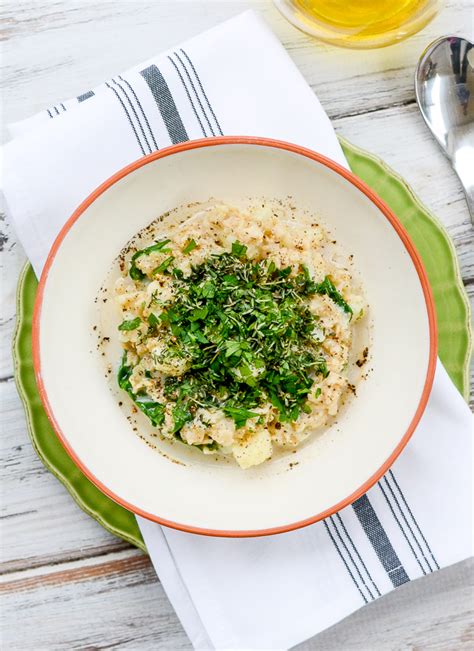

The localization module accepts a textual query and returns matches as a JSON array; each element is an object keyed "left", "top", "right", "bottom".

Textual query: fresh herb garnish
[
  {"left": 129, "top": 239, "right": 171, "bottom": 280},
  {"left": 315, "top": 276, "right": 353, "bottom": 316},
  {"left": 231, "top": 240, "right": 247, "bottom": 257},
  {"left": 118, "top": 240, "right": 352, "bottom": 434},
  {"left": 152, "top": 256, "right": 175, "bottom": 275},
  {"left": 118, "top": 317, "right": 141, "bottom": 331},
  {"left": 223, "top": 406, "right": 260, "bottom": 428},
  {"left": 117, "top": 353, "right": 165, "bottom": 426},
  {"left": 182, "top": 239, "right": 197, "bottom": 254}
]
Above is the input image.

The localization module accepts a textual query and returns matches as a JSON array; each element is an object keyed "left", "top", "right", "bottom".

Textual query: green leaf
[
  {"left": 223, "top": 406, "right": 259, "bottom": 428},
  {"left": 201, "top": 281, "right": 216, "bottom": 298},
  {"left": 129, "top": 239, "right": 171, "bottom": 280},
  {"left": 129, "top": 265, "right": 145, "bottom": 281},
  {"left": 278, "top": 266, "right": 292, "bottom": 278},
  {"left": 235, "top": 363, "right": 257, "bottom": 387},
  {"left": 193, "top": 329, "right": 209, "bottom": 344},
  {"left": 317, "top": 276, "right": 352, "bottom": 315},
  {"left": 147, "top": 313, "right": 159, "bottom": 328},
  {"left": 117, "top": 353, "right": 165, "bottom": 427},
  {"left": 182, "top": 239, "right": 197, "bottom": 254},
  {"left": 172, "top": 402, "right": 193, "bottom": 433},
  {"left": 117, "top": 353, "right": 132, "bottom": 392},
  {"left": 231, "top": 241, "right": 247, "bottom": 257},
  {"left": 120, "top": 244, "right": 347, "bottom": 442},
  {"left": 135, "top": 398, "right": 165, "bottom": 427},
  {"left": 132, "top": 240, "right": 172, "bottom": 260},
  {"left": 189, "top": 306, "right": 209, "bottom": 321},
  {"left": 152, "top": 256, "right": 175, "bottom": 274},
  {"left": 223, "top": 274, "right": 239, "bottom": 285},
  {"left": 225, "top": 340, "right": 242, "bottom": 358},
  {"left": 118, "top": 317, "right": 141, "bottom": 331}
]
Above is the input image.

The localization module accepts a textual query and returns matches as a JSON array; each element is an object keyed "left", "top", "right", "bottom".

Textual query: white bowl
[{"left": 33, "top": 137, "right": 437, "bottom": 536}]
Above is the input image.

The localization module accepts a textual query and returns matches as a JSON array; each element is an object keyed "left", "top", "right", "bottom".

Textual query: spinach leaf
[
  {"left": 118, "top": 317, "right": 141, "bottom": 331},
  {"left": 135, "top": 397, "right": 166, "bottom": 427},
  {"left": 117, "top": 353, "right": 165, "bottom": 427}
]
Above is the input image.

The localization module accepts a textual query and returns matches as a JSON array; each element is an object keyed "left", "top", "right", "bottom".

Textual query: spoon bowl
[{"left": 415, "top": 36, "right": 474, "bottom": 222}]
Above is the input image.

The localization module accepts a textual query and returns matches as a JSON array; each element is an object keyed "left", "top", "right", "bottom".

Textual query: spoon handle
[{"left": 453, "top": 157, "right": 474, "bottom": 225}]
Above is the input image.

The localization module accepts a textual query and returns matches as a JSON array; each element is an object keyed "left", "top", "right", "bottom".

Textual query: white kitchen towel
[{"left": 2, "top": 10, "right": 472, "bottom": 651}]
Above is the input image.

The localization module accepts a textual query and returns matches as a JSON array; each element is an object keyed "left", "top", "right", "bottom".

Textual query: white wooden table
[{"left": 1, "top": 2, "right": 473, "bottom": 649}]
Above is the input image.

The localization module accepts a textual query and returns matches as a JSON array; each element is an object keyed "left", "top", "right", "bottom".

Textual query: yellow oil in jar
[{"left": 289, "top": 0, "right": 440, "bottom": 48}]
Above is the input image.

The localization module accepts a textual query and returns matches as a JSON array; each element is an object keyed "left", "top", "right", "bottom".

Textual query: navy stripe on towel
[
  {"left": 388, "top": 470, "right": 440, "bottom": 570},
  {"left": 111, "top": 78, "right": 152, "bottom": 154},
  {"left": 140, "top": 65, "right": 189, "bottom": 144},
  {"left": 352, "top": 494, "right": 409, "bottom": 587},
  {"left": 180, "top": 49, "right": 223, "bottom": 136},
  {"left": 174, "top": 51, "right": 215, "bottom": 136},
  {"left": 77, "top": 90, "right": 95, "bottom": 103},
  {"left": 329, "top": 516, "right": 375, "bottom": 601},
  {"left": 335, "top": 512, "right": 381, "bottom": 597},
  {"left": 118, "top": 75, "right": 159, "bottom": 151},
  {"left": 378, "top": 480, "right": 427, "bottom": 575},
  {"left": 168, "top": 55, "right": 207, "bottom": 137},
  {"left": 105, "top": 82, "right": 146, "bottom": 156},
  {"left": 324, "top": 521, "right": 368, "bottom": 604}
]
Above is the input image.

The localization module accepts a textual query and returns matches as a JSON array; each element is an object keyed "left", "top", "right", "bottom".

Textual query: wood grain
[{"left": 1, "top": 1, "right": 473, "bottom": 649}]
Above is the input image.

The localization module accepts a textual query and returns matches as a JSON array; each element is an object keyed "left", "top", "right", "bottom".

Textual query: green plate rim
[
  {"left": 12, "top": 263, "right": 146, "bottom": 551},
  {"left": 12, "top": 137, "right": 472, "bottom": 551},
  {"left": 339, "top": 136, "right": 472, "bottom": 400}
]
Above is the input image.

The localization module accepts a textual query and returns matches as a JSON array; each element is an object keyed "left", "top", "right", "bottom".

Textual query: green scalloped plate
[{"left": 13, "top": 138, "right": 472, "bottom": 552}]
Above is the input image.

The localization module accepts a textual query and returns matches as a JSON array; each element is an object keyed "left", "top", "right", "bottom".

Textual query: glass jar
[{"left": 274, "top": 0, "right": 442, "bottom": 49}]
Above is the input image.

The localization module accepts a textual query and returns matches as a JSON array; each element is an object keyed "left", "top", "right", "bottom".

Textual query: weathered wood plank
[
  {"left": 0, "top": 379, "right": 129, "bottom": 573},
  {"left": 1, "top": 549, "right": 191, "bottom": 650},
  {"left": 1, "top": 546, "right": 472, "bottom": 650}
]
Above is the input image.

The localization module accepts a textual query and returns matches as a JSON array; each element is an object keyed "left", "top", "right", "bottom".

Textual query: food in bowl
[
  {"left": 114, "top": 201, "right": 366, "bottom": 468},
  {"left": 34, "top": 138, "right": 436, "bottom": 534}
]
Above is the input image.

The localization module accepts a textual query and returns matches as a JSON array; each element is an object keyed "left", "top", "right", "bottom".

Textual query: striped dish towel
[{"left": 3, "top": 10, "right": 472, "bottom": 650}]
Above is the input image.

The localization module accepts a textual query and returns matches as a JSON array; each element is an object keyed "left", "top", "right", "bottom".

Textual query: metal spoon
[{"left": 415, "top": 36, "right": 474, "bottom": 223}]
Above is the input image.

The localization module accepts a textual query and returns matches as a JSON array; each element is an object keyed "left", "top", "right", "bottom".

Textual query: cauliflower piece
[
  {"left": 150, "top": 340, "right": 190, "bottom": 377},
  {"left": 181, "top": 408, "right": 236, "bottom": 448},
  {"left": 232, "top": 429, "right": 272, "bottom": 469}
]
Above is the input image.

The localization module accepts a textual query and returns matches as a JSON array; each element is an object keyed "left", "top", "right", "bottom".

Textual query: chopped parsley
[{"left": 118, "top": 240, "right": 352, "bottom": 434}]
